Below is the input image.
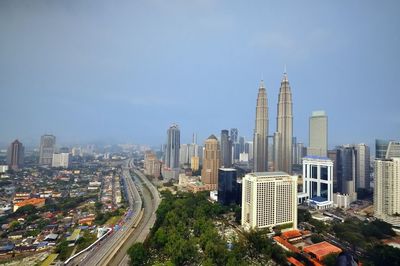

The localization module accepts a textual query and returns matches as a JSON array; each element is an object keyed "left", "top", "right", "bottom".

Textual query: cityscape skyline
[{"left": 1, "top": 1, "right": 399, "bottom": 148}]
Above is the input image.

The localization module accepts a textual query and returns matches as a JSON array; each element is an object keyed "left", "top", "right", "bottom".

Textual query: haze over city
[{"left": 1, "top": 0, "right": 399, "bottom": 148}]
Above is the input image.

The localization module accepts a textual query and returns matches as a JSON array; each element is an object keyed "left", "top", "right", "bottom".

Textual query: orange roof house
[
  {"left": 13, "top": 198, "right": 45, "bottom": 212},
  {"left": 303, "top": 241, "right": 342, "bottom": 261}
]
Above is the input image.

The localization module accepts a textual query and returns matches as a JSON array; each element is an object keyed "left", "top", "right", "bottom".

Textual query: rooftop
[
  {"left": 249, "top": 171, "right": 289, "bottom": 177},
  {"left": 303, "top": 156, "right": 331, "bottom": 161},
  {"left": 303, "top": 241, "right": 342, "bottom": 261}
]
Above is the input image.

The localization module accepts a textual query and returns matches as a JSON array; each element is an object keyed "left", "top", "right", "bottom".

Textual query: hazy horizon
[{"left": 1, "top": 1, "right": 399, "bottom": 149}]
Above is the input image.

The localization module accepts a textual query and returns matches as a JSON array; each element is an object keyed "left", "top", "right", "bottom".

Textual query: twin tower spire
[{"left": 253, "top": 72, "right": 293, "bottom": 174}]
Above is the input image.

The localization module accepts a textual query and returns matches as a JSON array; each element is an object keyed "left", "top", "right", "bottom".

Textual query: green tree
[
  {"left": 322, "top": 253, "right": 339, "bottom": 266},
  {"left": 128, "top": 243, "right": 148, "bottom": 266}
]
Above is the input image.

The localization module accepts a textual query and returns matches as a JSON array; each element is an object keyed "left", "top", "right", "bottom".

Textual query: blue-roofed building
[{"left": 299, "top": 156, "right": 334, "bottom": 210}]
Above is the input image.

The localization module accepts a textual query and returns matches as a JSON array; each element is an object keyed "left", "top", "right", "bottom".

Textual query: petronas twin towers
[{"left": 253, "top": 72, "right": 293, "bottom": 174}]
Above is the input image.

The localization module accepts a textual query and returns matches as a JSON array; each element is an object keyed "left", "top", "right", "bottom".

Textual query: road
[
  {"left": 112, "top": 168, "right": 161, "bottom": 266},
  {"left": 67, "top": 159, "right": 143, "bottom": 266}
]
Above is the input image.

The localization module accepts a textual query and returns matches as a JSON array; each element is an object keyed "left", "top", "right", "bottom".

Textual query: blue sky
[{"left": 0, "top": 0, "right": 399, "bottom": 148}]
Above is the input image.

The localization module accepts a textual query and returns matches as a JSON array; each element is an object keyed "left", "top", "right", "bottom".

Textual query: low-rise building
[{"left": 13, "top": 198, "right": 45, "bottom": 212}]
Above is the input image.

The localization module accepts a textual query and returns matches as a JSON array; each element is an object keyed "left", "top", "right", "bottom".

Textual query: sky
[{"left": 0, "top": 0, "right": 399, "bottom": 149}]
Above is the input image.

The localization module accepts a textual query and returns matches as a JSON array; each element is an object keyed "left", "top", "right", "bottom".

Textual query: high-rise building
[
  {"left": 232, "top": 142, "right": 241, "bottom": 162},
  {"left": 165, "top": 124, "right": 180, "bottom": 169},
  {"left": 374, "top": 158, "right": 400, "bottom": 226},
  {"left": 241, "top": 172, "right": 297, "bottom": 231},
  {"left": 386, "top": 141, "right": 400, "bottom": 159},
  {"left": 52, "top": 153, "right": 70, "bottom": 168},
  {"left": 355, "top": 144, "right": 370, "bottom": 189},
  {"left": 191, "top": 156, "right": 200, "bottom": 171},
  {"left": 144, "top": 151, "right": 161, "bottom": 178},
  {"left": 253, "top": 80, "right": 269, "bottom": 172},
  {"left": 230, "top": 128, "right": 238, "bottom": 144},
  {"left": 201, "top": 135, "right": 220, "bottom": 190},
  {"left": 328, "top": 150, "right": 339, "bottom": 192},
  {"left": 336, "top": 145, "right": 357, "bottom": 195},
  {"left": 375, "top": 139, "right": 390, "bottom": 159},
  {"left": 245, "top": 141, "right": 253, "bottom": 161},
  {"left": 301, "top": 156, "right": 334, "bottom": 209},
  {"left": 7, "top": 139, "right": 24, "bottom": 170},
  {"left": 220, "top": 129, "right": 232, "bottom": 168},
  {"left": 276, "top": 72, "right": 293, "bottom": 174},
  {"left": 218, "top": 168, "right": 240, "bottom": 206},
  {"left": 239, "top": 136, "right": 245, "bottom": 153},
  {"left": 179, "top": 144, "right": 189, "bottom": 166},
  {"left": 308, "top": 111, "right": 328, "bottom": 157},
  {"left": 39, "top": 135, "right": 56, "bottom": 165}
]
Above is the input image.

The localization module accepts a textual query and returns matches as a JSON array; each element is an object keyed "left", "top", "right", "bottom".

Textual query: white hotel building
[
  {"left": 241, "top": 172, "right": 297, "bottom": 231},
  {"left": 299, "top": 156, "right": 334, "bottom": 209}
]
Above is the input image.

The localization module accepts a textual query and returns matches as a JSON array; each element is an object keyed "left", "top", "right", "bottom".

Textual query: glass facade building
[{"left": 218, "top": 168, "right": 240, "bottom": 206}]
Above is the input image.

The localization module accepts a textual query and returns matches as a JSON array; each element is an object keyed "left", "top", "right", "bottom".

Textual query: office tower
[
  {"left": 52, "top": 153, "right": 70, "bottom": 168},
  {"left": 386, "top": 141, "right": 400, "bottom": 159},
  {"left": 239, "top": 136, "right": 245, "bottom": 153},
  {"left": 39, "top": 134, "right": 56, "bottom": 165},
  {"left": 301, "top": 156, "right": 333, "bottom": 209},
  {"left": 7, "top": 139, "right": 24, "bottom": 170},
  {"left": 191, "top": 157, "right": 200, "bottom": 171},
  {"left": 245, "top": 141, "right": 253, "bottom": 161},
  {"left": 375, "top": 139, "right": 390, "bottom": 159},
  {"left": 308, "top": 111, "right": 328, "bottom": 157},
  {"left": 144, "top": 151, "right": 161, "bottom": 178},
  {"left": 328, "top": 150, "right": 339, "bottom": 192},
  {"left": 355, "top": 144, "right": 370, "bottom": 189},
  {"left": 253, "top": 80, "right": 269, "bottom": 172},
  {"left": 218, "top": 168, "right": 240, "bottom": 206},
  {"left": 165, "top": 124, "right": 180, "bottom": 169},
  {"left": 241, "top": 172, "right": 297, "bottom": 230},
  {"left": 220, "top": 130, "right": 232, "bottom": 167},
  {"left": 179, "top": 144, "right": 189, "bottom": 166},
  {"left": 294, "top": 142, "right": 306, "bottom": 165},
  {"left": 233, "top": 142, "right": 241, "bottom": 162},
  {"left": 292, "top": 137, "right": 297, "bottom": 165},
  {"left": 276, "top": 72, "right": 293, "bottom": 174},
  {"left": 230, "top": 128, "right": 238, "bottom": 144},
  {"left": 59, "top": 147, "right": 69, "bottom": 153},
  {"left": 201, "top": 135, "right": 220, "bottom": 190},
  {"left": 374, "top": 158, "right": 400, "bottom": 225},
  {"left": 337, "top": 145, "right": 357, "bottom": 194}
]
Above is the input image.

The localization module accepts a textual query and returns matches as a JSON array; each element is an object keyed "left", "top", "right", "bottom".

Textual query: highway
[
  {"left": 66, "top": 159, "right": 161, "bottom": 266},
  {"left": 66, "top": 159, "right": 143, "bottom": 266},
  {"left": 111, "top": 167, "right": 161, "bottom": 266}
]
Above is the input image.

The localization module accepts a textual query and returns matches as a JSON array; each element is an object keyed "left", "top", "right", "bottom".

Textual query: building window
[
  {"left": 321, "top": 166, "right": 328, "bottom": 180},
  {"left": 312, "top": 165, "right": 318, "bottom": 179}
]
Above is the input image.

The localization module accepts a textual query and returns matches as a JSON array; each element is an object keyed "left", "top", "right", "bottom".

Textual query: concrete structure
[
  {"left": 165, "top": 124, "right": 180, "bottom": 169},
  {"left": 333, "top": 193, "right": 352, "bottom": 209},
  {"left": 374, "top": 158, "right": 400, "bottom": 226},
  {"left": 201, "top": 135, "right": 220, "bottom": 190},
  {"left": 179, "top": 144, "right": 189, "bottom": 166},
  {"left": 191, "top": 156, "right": 200, "bottom": 171},
  {"left": 241, "top": 172, "right": 297, "bottom": 231},
  {"left": 52, "top": 153, "right": 70, "bottom": 168},
  {"left": 245, "top": 141, "right": 253, "bottom": 161},
  {"left": 0, "top": 165, "right": 8, "bottom": 173},
  {"left": 386, "top": 141, "right": 400, "bottom": 159},
  {"left": 355, "top": 143, "right": 370, "bottom": 189},
  {"left": 218, "top": 168, "right": 239, "bottom": 206},
  {"left": 301, "top": 156, "right": 333, "bottom": 209},
  {"left": 327, "top": 150, "right": 339, "bottom": 192},
  {"left": 39, "top": 134, "right": 56, "bottom": 165},
  {"left": 276, "top": 72, "right": 293, "bottom": 174},
  {"left": 308, "top": 111, "right": 328, "bottom": 157},
  {"left": 144, "top": 151, "right": 161, "bottom": 178},
  {"left": 253, "top": 80, "right": 269, "bottom": 172},
  {"left": 220, "top": 129, "right": 232, "bottom": 168},
  {"left": 7, "top": 139, "right": 24, "bottom": 170},
  {"left": 230, "top": 128, "right": 239, "bottom": 144}
]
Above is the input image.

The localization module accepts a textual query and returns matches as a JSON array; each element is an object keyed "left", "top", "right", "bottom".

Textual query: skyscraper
[
  {"left": 39, "top": 134, "right": 56, "bottom": 165},
  {"left": 374, "top": 158, "right": 400, "bottom": 226},
  {"left": 355, "top": 143, "right": 370, "bottom": 189},
  {"left": 241, "top": 172, "right": 297, "bottom": 231},
  {"left": 7, "top": 139, "right": 24, "bottom": 170},
  {"left": 220, "top": 129, "right": 232, "bottom": 167},
  {"left": 375, "top": 139, "right": 390, "bottom": 159},
  {"left": 308, "top": 111, "right": 328, "bottom": 157},
  {"left": 253, "top": 80, "right": 269, "bottom": 172},
  {"left": 165, "top": 124, "right": 180, "bottom": 169},
  {"left": 218, "top": 168, "right": 240, "bottom": 206},
  {"left": 201, "top": 135, "right": 220, "bottom": 190},
  {"left": 385, "top": 141, "right": 400, "bottom": 159},
  {"left": 230, "top": 128, "right": 238, "bottom": 144},
  {"left": 276, "top": 72, "right": 293, "bottom": 174}
]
